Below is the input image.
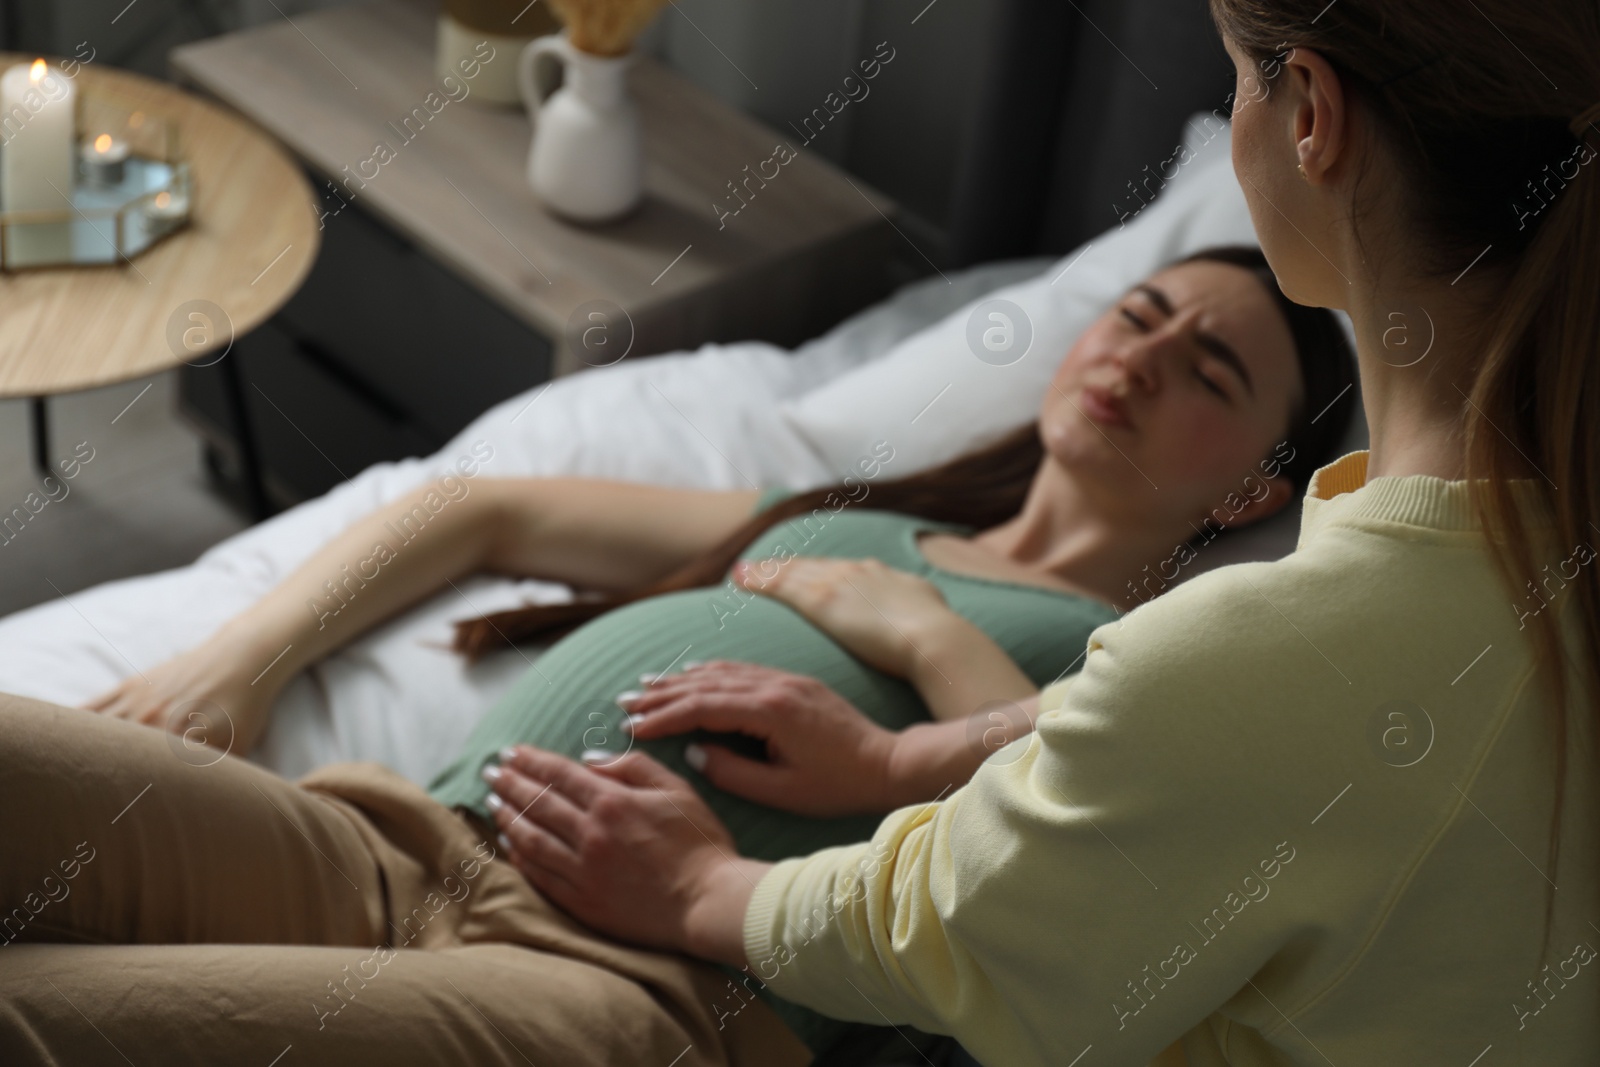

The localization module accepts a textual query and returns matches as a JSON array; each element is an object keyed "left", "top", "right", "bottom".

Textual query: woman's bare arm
[
  {"left": 898, "top": 616, "right": 1042, "bottom": 723},
  {"left": 87, "top": 477, "right": 760, "bottom": 748},
  {"left": 483, "top": 479, "right": 765, "bottom": 592},
  {"left": 221, "top": 478, "right": 761, "bottom": 681}
]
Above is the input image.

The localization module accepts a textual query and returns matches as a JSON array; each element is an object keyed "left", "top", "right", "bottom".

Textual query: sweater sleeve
[{"left": 741, "top": 565, "right": 1332, "bottom": 1067}]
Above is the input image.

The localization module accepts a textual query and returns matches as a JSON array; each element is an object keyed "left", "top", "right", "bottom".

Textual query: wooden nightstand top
[
  {"left": 0, "top": 58, "right": 320, "bottom": 399},
  {"left": 169, "top": 0, "right": 899, "bottom": 360}
]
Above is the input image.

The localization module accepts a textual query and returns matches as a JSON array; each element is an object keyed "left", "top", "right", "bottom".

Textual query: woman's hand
[
  {"left": 733, "top": 556, "right": 958, "bottom": 678},
  {"left": 732, "top": 557, "right": 1040, "bottom": 724},
  {"left": 620, "top": 661, "right": 901, "bottom": 816},
  {"left": 487, "top": 745, "right": 768, "bottom": 967},
  {"left": 82, "top": 636, "right": 278, "bottom": 757}
]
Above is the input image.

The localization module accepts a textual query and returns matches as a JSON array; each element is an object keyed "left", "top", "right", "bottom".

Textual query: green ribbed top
[{"left": 427, "top": 489, "right": 1119, "bottom": 1051}]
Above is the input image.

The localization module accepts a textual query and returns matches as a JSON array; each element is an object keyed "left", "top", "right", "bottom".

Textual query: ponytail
[{"left": 1465, "top": 115, "right": 1600, "bottom": 920}]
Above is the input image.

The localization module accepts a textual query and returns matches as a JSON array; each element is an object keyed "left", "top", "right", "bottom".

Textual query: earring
[{"left": 1297, "top": 163, "right": 1307, "bottom": 179}]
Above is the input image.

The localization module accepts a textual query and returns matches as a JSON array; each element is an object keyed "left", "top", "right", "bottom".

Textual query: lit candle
[
  {"left": 0, "top": 59, "right": 77, "bottom": 265},
  {"left": 145, "top": 189, "right": 190, "bottom": 228},
  {"left": 80, "top": 132, "right": 129, "bottom": 187}
]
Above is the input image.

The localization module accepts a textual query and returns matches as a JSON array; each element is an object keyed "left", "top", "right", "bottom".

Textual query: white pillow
[{"left": 778, "top": 117, "right": 1258, "bottom": 479}]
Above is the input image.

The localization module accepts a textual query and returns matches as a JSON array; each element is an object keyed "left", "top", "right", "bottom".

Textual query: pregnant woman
[{"left": 0, "top": 245, "right": 1355, "bottom": 1064}]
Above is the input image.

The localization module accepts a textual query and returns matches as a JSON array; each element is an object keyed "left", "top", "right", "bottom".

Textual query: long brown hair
[
  {"left": 452, "top": 245, "right": 1355, "bottom": 659},
  {"left": 1210, "top": 0, "right": 1600, "bottom": 919}
]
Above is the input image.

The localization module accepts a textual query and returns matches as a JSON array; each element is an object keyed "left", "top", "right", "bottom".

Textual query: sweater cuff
[
  {"left": 742, "top": 843, "right": 877, "bottom": 999},
  {"left": 742, "top": 856, "right": 798, "bottom": 980}
]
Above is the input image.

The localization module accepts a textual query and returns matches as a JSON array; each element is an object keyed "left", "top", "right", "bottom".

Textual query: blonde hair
[{"left": 1211, "top": 0, "right": 1600, "bottom": 925}]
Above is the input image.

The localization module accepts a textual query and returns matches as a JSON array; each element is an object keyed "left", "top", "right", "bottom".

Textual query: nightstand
[
  {"left": 168, "top": 0, "right": 902, "bottom": 510},
  {"left": 0, "top": 55, "right": 319, "bottom": 520}
]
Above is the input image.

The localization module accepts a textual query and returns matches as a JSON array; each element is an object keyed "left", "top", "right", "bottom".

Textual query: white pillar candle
[{"left": 1, "top": 59, "right": 77, "bottom": 265}]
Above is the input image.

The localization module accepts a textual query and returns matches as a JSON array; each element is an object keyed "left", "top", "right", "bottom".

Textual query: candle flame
[
  {"left": 95, "top": 133, "right": 112, "bottom": 152},
  {"left": 28, "top": 59, "right": 46, "bottom": 83},
  {"left": 154, "top": 192, "right": 171, "bottom": 208}
]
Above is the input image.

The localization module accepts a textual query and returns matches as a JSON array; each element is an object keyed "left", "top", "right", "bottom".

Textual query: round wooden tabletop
[{"left": 0, "top": 55, "right": 319, "bottom": 398}]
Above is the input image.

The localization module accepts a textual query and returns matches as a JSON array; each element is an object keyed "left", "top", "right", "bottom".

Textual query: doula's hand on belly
[
  {"left": 487, "top": 744, "right": 770, "bottom": 968},
  {"left": 731, "top": 556, "right": 957, "bottom": 678},
  {"left": 620, "top": 661, "right": 902, "bottom": 817}
]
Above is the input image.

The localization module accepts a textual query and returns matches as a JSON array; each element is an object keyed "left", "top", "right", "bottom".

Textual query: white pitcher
[{"left": 518, "top": 33, "right": 643, "bottom": 223}]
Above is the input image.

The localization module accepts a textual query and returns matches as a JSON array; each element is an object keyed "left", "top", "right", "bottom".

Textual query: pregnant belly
[{"left": 437, "top": 587, "right": 928, "bottom": 861}]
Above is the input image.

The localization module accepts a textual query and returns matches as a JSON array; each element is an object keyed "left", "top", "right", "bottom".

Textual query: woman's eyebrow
[{"left": 1132, "top": 283, "right": 1256, "bottom": 398}]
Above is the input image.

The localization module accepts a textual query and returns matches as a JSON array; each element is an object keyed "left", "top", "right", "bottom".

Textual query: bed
[{"left": 0, "top": 118, "right": 1365, "bottom": 788}]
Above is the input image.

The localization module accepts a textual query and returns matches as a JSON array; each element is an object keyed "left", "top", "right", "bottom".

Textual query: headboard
[{"left": 945, "top": 0, "right": 1235, "bottom": 266}]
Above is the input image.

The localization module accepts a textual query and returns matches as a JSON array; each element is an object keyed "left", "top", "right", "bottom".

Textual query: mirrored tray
[
  {"left": 0, "top": 158, "right": 192, "bottom": 269},
  {"left": 0, "top": 86, "right": 192, "bottom": 271}
]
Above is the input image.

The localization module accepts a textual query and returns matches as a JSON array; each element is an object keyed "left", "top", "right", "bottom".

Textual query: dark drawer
[
  {"left": 180, "top": 319, "right": 437, "bottom": 503},
  {"left": 274, "top": 183, "right": 552, "bottom": 440}
]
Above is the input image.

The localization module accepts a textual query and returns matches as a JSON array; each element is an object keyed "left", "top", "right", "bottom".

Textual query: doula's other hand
[
  {"left": 81, "top": 638, "right": 281, "bottom": 757},
  {"left": 620, "top": 660, "right": 900, "bottom": 816}
]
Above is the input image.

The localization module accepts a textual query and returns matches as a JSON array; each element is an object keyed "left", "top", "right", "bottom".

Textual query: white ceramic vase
[{"left": 518, "top": 33, "right": 643, "bottom": 223}]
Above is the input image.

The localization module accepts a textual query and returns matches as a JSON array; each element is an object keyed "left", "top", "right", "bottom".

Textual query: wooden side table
[
  {"left": 167, "top": 0, "right": 904, "bottom": 508},
  {"left": 0, "top": 55, "right": 319, "bottom": 517}
]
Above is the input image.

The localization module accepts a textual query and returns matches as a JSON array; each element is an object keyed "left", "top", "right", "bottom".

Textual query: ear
[
  {"left": 1218, "top": 473, "right": 1297, "bottom": 531},
  {"left": 1282, "top": 46, "right": 1350, "bottom": 185}
]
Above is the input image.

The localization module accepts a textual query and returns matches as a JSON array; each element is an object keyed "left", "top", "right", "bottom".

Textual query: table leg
[
  {"left": 30, "top": 396, "right": 48, "bottom": 475},
  {"left": 217, "top": 355, "right": 274, "bottom": 522}
]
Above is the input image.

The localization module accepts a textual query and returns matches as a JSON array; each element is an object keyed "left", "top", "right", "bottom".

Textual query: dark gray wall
[{"left": 642, "top": 0, "right": 1005, "bottom": 260}]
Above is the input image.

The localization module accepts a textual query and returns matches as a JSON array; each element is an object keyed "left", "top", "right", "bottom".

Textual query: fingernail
[
  {"left": 485, "top": 793, "right": 505, "bottom": 812},
  {"left": 639, "top": 672, "right": 662, "bottom": 686},
  {"left": 498, "top": 746, "right": 518, "bottom": 764},
  {"left": 615, "top": 689, "right": 644, "bottom": 709},
  {"left": 496, "top": 832, "right": 512, "bottom": 853},
  {"left": 621, "top": 714, "right": 644, "bottom": 734},
  {"left": 481, "top": 764, "right": 503, "bottom": 784},
  {"left": 684, "top": 743, "right": 707, "bottom": 772},
  {"left": 682, "top": 660, "right": 703, "bottom": 670},
  {"left": 580, "top": 748, "right": 612, "bottom": 765}
]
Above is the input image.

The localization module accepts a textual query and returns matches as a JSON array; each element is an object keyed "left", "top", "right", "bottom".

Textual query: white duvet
[{"left": 0, "top": 119, "right": 1362, "bottom": 786}]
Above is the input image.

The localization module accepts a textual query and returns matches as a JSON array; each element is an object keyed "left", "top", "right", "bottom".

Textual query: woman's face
[{"left": 1038, "top": 259, "right": 1302, "bottom": 522}]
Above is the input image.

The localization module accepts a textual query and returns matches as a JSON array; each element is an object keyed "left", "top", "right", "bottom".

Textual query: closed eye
[
  {"left": 1121, "top": 306, "right": 1231, "bottom": 401},
  {"left": 1194, "top": 365, "right": 1229, "bottom": 399}
]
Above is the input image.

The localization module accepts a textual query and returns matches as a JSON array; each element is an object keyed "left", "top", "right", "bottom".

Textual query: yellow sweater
[{"left": 743, "top": 452, "right": 1599, "bottom": 1066}]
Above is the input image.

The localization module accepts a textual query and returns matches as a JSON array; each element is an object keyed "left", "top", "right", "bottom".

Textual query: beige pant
[{"left": 0, "top": 693, "right": 811, "bottom": 1066}]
